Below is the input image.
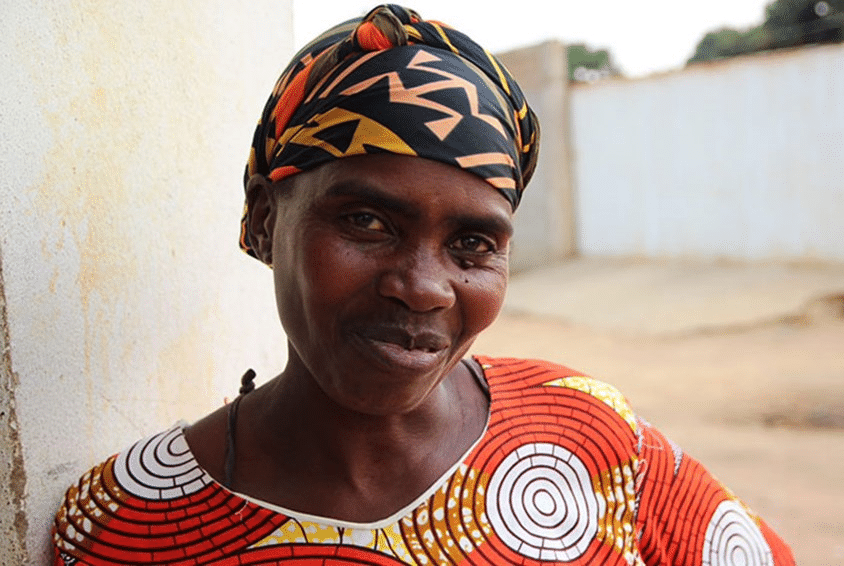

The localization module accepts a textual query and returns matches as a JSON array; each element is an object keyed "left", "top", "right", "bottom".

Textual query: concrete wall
[
  {"left": 0, "top": 1, "right": 292, "bottom": 562},
  {"left": 571, "top": 44, "right": 844, "bottom": 261},
  {"left": 497, "top": 42, "right": 576, "bottom": 272}
]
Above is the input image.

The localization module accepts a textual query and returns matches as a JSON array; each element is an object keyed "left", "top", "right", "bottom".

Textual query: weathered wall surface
[
  {"left": 0, "top": 255, "right": 27, "bottom": 565},
  {"left": 0, "top": 1, "right": 292, "bottom": 562},
  {"left": 497, "top": 42, "right": 576, "bottom": 272},
  {"left": 571, "top": 44, "right": 844, "bottom": 261}
]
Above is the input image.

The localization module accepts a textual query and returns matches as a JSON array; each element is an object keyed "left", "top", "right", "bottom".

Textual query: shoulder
[
  {"left": 54, "top": 424, "right": 291, "bottom": 564},
  {"left": 475, "top": 355, "right": 637, "bottom": 432},
  {"left": 53, "top": 425, "right": 219, "bottom": 562},
  {"left": 466, "top": 356, "right": 644, "bottom": 563}
]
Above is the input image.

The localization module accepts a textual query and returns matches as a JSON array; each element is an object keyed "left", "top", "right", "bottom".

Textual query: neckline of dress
[{"left": 186, "top": 356, "right": 494, "bottom": 530}]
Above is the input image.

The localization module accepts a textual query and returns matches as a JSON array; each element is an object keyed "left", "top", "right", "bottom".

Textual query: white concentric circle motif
[
  {"left": 485, "top": 442, "right": 599, "bottom": 561},
  {"left": 702, "top": 500, "right": 773, "bottom": 566},
  {"left": 113, "top": 426, "right": 210, "bottom": 500}
]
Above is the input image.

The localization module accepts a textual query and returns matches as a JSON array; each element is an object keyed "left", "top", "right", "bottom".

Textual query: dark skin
[{"left": 185, "top": 154, "right": 513, "bottom": 522}]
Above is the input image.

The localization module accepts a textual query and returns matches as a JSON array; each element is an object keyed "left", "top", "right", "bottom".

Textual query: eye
[
  {"left": 345, "top": 212, "right": 388, "bottom": 233},
  {"left": 451, "top": 234, "right": 496, "bottom": 254}
]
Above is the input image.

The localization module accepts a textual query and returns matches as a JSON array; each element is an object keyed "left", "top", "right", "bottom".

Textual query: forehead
[{"left": 288, "top": 155, "right": 514, "bottom": 223}]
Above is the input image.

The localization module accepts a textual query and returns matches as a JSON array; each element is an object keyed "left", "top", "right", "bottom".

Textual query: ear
[{"left": 245, "top": 174, "right": 277, "bottom": 265}]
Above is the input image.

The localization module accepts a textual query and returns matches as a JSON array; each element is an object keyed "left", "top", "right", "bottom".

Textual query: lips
[{"left": 351, "top": 324, "right": 451, "bottom": 371}]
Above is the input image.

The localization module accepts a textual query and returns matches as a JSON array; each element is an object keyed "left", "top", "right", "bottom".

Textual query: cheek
[
  {"left": 460, "top": 268, "right": 508, "bottom": 335},
  {"left": 297, "top": 236, "right": 379, "bottom": 315}
]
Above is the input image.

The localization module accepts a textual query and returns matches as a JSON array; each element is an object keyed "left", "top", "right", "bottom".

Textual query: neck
[
  {"left": 264, "top": 360, "right": 464, "bottom": 479},
  {"left": 232, "top": 354, "right": 489, "bottom": 520}
]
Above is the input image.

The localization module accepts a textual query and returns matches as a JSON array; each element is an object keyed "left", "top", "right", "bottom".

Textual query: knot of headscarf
[{"left": 241, "top": 4, "right": 540, "bottom": 259}]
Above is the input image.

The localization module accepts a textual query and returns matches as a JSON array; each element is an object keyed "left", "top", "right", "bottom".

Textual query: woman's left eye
[{"left": 452, "top": 235, "right": 495, "bottom": 254}]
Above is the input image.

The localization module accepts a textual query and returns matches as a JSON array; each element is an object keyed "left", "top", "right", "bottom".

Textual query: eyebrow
[
  {"left": 325, "top": 181, "right": 420, "bottom": 219},
  {"left": 324, "top": 180, "right": 514, "bottom": 237},
  {"left": 448, "top": 213, "right": 514, "bottom": 238}
]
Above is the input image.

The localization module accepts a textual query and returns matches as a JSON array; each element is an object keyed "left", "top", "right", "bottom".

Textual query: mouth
[{"left": 351, "top": 325, "right": 451, "bottom": 371}]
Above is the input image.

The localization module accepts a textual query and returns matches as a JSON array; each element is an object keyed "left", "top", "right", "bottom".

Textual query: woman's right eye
[{"left": 345, "top": 212, "right": 387, "bottom": 233}]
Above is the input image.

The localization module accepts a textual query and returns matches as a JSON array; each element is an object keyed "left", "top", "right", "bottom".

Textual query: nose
[{"left": 376, "top": 245, "right": 456, "bottom": 312}]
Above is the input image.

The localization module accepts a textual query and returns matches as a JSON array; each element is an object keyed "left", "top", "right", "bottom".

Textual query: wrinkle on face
[{"left": 265, "top": 155, "right": 512, "bottom": 416}]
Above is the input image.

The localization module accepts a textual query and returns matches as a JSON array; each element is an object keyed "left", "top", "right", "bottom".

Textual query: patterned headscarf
[{"left": 240, "top": 4, "right": 540, "bottom": 259}]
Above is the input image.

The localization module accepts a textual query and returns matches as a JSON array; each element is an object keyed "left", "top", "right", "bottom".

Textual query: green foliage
[
  {"left": 688, "top": 0, "right": 844, "bottom": 65},
  {"left": 567, "top": 44, "right": 621, "bottom": 82},
  {"left": 687, "top": 25, "right": 773, "bottom": 63}
]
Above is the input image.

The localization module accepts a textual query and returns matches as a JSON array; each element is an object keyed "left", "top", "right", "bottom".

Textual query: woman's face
[{"left": 262, "top": 154, "right": 513, "bottom": 415}]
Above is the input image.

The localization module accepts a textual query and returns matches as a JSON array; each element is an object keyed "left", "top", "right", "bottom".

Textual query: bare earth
[{"left": 470, "top": 267, "right": 844, "bottom": 566}]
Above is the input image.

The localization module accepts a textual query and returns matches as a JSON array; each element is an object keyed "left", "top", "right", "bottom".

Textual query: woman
[{"left": 53, "top": 5, "right": 794, "bottom": 565}]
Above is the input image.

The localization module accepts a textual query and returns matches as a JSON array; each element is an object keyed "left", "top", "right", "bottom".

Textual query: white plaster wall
[
  {"left": 497, "top": 42, "right": 576, "bottom": 272},
  {"left": 571, "top": 44, "right": 844, "bottom": 261},
  {"left": 0, "top": 1, "right": 292, "bottom": 561}
]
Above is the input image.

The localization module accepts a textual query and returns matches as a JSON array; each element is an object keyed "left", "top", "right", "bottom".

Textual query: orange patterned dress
[{"left": 53, "top": 357, "right": 795, "bottom": 565}]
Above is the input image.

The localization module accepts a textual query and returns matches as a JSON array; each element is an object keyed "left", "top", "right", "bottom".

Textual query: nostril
[{"left": 376, "top": 254, "right": 456, "bottom": 312}]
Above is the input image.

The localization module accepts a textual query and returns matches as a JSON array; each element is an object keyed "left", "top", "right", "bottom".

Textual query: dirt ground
[{"left": 471, "top": 301, "right": 844, "bottom": 565}]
